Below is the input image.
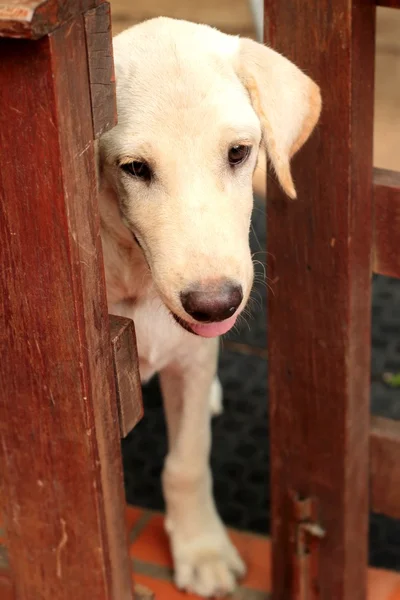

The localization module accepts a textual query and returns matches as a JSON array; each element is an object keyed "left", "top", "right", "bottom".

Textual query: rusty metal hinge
[{"left": 292, "top": 496, "right": 325, "bottom": 600}]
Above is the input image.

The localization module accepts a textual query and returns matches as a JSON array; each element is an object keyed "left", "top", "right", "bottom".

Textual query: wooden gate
[
  {"left": 0, "top": 2, "right": 143, "bottom": 598},
  {"left": 266, "top": 1, "right": 400, "bottom": 598},
  {"left": 1, "top": 1, "right": 399, "bottom": 599}
]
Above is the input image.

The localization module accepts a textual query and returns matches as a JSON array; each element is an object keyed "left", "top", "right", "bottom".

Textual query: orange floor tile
[
  {"left": 125, "top": 505, "right": 143, "bottom": 533},
  {"left": 131, "top": 513, "right": 172, "bottom": 567},
  {"left": 368, "top": 568, "right": 400, "bottom": 600},
  {"left": 135, "top": 573, "right": 197, "bottom": 600},
  {"left": 130, "top": 512, "right": 272, "bottom": 594},
  {"left": 229, "top": 529, "right": 271, "bottom": 593},
  {"left": 128, "top": 507, "right": 400, "bottom": 600}
]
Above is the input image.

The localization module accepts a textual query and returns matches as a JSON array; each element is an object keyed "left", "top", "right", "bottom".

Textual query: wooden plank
[
  {"left": 376, "top": 0, "right": 400, "bottom": 7},
  {"left": 370, "top": 417, "right": 400, "bottom": 519},
  {"left": 110, "top": 316, "right": 143, "bottom": 438},
  {"left": 0, "top": 573, "right": 13, "bottom": 600},
  {"left": 84, "top": 2, "right": 117, "bottom": 138},
  {"left": 0, "top": 570, "right": 156, "bottom": 600},
  {"left": 0, "top": 0, "right": 103, "bottom": 39},
  {"left": 373, "top": 167, "right": 400, "bottom": 278},
  {"left": 0, "top": 16, "right": 133, "bottom": 600},
  {"left": 265, "top": 1, "right": 375, "bottom": 598}
]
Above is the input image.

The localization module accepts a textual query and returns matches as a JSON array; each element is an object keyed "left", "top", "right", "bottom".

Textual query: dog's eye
[
  {"left": 228, "top": 145, "right": 251, "bottom": 166},
  {"left": 121, "top": 160, "right": 152, "bottom": 182}
]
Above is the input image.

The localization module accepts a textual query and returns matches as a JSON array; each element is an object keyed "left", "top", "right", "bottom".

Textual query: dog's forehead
[
  {"left": 111, "top": 19, "right": 256, "bottom": 138},
  {"left": 105, "top": 18, "right": 262, "bottom": 161},
  {"left": 113, "top": 18, "right": 243, "bottom": 114},
  {"left": 113, "top": 17, "right": 239, "bottom": 65}
]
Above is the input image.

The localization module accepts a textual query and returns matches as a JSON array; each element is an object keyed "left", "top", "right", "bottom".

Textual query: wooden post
[
  {"left": 0, "top": 3, "right": 134, "bottom": 599},
  {"left": 265, "top": 1, "right": 376, "bottom": 598}
]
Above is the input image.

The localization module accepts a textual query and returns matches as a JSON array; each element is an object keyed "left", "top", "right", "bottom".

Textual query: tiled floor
[{"left": 1, "top": 506, "right": 400, "bottom": 599}]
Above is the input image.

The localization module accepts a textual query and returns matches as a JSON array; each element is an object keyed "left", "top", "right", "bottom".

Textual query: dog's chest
[{"left": 110, "top": 295, "right": 187, "bottom": 383}]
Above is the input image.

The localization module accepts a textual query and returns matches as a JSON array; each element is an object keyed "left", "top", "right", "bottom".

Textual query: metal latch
[{"left": 292, "top": 496, "right": 325, "bottom": 600}]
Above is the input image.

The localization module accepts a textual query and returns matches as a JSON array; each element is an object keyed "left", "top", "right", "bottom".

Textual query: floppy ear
[{"left": 236, "top": 38, "right": 321, "bottom": 199}]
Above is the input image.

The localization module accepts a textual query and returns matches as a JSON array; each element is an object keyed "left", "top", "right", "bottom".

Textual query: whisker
[
  {"left": 247, "top": 295, "right": 261, "bottom": 311},
  {"left": 253, "top": 278, "right": 275, "bottom": 296},
  {"left": 252, "top": 205, "right": 266, "bottom": 216},
  {"left": 252, "top": 259, "right": 267, "bottom": 281},
  {"left": 248, "top": 292, "right": 263, "bottom": 311},
  {"left": 250, "top": 222, "right": 263, "bottom": 252}
]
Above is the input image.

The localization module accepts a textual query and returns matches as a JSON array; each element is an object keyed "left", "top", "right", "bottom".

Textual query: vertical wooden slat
[
  {"left": 110, "top": 316, "right": 143, "bottom": 438},
  {"left": 0, "top": 574, "right": 13, "bottom": 600},
  {"left": 265, "top": 1, "right": 375, "bottom": 598},
  {"left": 0, "top": 15, "right": 133, "bottom": 600},
  {"left": 370, "top": 416, "right": 400, "bottom": 519},
  {"left": 373, "top": 168, "right": 400, "bottom": 277},
  {"left": 84, "top": 2, "right": 117, "bottom": 138}
]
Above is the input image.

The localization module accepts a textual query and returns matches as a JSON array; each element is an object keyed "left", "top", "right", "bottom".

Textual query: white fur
[{"left": 99, "top": 17, "right": 321, "bottom": 597}]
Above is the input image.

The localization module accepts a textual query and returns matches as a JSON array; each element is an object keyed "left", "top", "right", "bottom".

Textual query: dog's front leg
[{"left": 160, "top": 338, "right": 245, "bottom": 598}]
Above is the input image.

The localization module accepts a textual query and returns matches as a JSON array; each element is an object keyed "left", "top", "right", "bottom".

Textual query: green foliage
[{"left": 382, "top": 372, "right": 400, "bottom": 388}]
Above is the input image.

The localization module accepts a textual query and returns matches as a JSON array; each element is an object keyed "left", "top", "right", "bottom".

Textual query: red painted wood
[
  {"left": 0, "top": 573, "right": 14, "bottom": 600},
  {"left": 84, "top": 2, "right": 117, "bottom": 138},
  {"left": 110, "top": 316, "right": 143, "bottom": 438},
  {"left": 0, "top": 0, "right": 104, "bottom": 39},
  {"left": 265, "top": 1, "right": 375, "bottom": 598},
  {"left": 373, "top": 168, "right": 400, "bottom": 278},
  {"left": 376, "top": 0, "right": 400, "bottom": 7},
  {"left": 0, "top": 14, "right": 133, "bottom": 600},
  {"left": 370, "top": 417, "right": 400, "bottom": 519}
]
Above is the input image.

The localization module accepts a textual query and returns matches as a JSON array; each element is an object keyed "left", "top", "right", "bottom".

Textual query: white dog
[{"left": 99, "top": 17, "right": 320, "bottom": 597}]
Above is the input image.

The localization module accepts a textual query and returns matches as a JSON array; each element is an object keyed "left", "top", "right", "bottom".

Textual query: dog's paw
[
  {"left": 166, "top": 520, "right": 245, "bottom": 597},
  {"left": 173, "top": 534, "right": 245, "bottom": 597},
  {"left": 209, "top": 377, "right": 223, "bottom": 416}
]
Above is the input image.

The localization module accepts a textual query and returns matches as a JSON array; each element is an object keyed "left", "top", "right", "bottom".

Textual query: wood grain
[
  {"left": 0, "top": 15, "right": 133, "bottom": 600},
  {"left": 376, "top": 0, "right": 400, "bottom": 7},
  {"left": 0, "top": 574, "right": 13, "bottom": 600},
  {"left": 265, "top": 1, "right": 376, "bottom": 598},
  {"left": 84, "top": 2, "right": 117, "bottom": 138},
  {"left": 373, "top": 167, "right": 400, "bottom": 278},
  {"left": 370, "top": 416, "right": 400, "bottom": 520},
  {"left": 0, "top": 0, "right": 103, "bottom": 39},
  {"left": 0, "top": 575, "right": 157, "bottom": 600},
  {"left": 110, "top": 315, "right": 143, "bottom": 438}
]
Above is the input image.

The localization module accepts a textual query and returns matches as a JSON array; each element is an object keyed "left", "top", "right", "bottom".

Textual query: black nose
[{"left": 180, "top": 280, "right": 243, "bottom": 322}]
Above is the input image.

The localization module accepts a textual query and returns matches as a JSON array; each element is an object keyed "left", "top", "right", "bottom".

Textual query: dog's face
[{"left": 100, "top": 18, "right": 321, "bottom": 337}]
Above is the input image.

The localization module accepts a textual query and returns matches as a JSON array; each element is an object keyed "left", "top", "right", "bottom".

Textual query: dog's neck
[{"left": 99, "top": 182, "right": 153, "bottom": 307}]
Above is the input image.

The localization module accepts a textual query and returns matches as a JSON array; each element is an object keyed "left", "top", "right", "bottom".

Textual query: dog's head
[{"left": 99, "top": 18, "right": 321, "bottom": 337}]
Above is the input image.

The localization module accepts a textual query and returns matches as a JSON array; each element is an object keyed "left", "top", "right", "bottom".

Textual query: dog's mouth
[{"left": 171, "top": 312, "right": 238, "bottom": 338}]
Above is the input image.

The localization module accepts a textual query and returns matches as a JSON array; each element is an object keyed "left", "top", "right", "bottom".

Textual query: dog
[{"left": 99, "top": 17, "right": 321, "bottom": 597}]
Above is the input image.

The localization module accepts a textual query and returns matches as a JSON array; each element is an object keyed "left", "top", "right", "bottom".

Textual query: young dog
[{"left": 99, "top": 17, "right": 321, "bottom": 597}]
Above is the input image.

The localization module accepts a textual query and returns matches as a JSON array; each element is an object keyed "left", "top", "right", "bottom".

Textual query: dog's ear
[{"left": 235, "top": 38, "right": 321, "bottom": 199}]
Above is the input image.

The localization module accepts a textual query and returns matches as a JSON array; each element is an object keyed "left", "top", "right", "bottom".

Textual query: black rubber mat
[{"left": 122, "top": 198, "right": 400, "bottom": 571}]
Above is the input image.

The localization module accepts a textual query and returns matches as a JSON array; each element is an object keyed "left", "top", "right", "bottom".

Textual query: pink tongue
[{"left": 190, "top": 314, "right": 238, "bottom": 338}]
